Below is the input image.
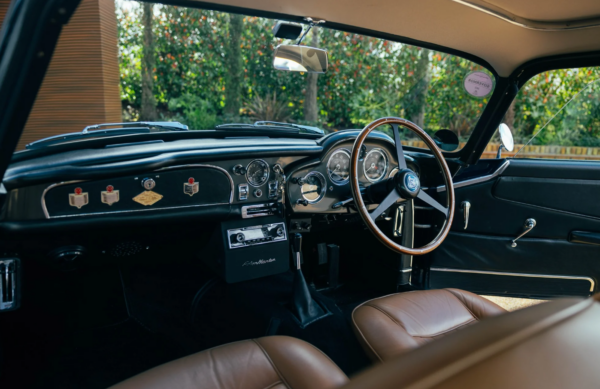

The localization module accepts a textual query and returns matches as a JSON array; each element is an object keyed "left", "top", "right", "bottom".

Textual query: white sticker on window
[{"left": 463, "top": 71, "right": 493, "bottom": 98}]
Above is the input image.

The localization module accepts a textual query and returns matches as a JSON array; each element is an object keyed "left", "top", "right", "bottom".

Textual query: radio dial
[{"left": 236, "top": 233, "right": 245, "bottom": 243}]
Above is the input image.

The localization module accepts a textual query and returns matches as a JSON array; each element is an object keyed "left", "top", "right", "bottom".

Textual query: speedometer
[
  {"left": 246, "top": 159, "right": 270, "bottom": 187},
  {"left": 327, "top": 149, "right": 351, "bottom": 185},
  {"left": 363, "top": 148, "right": 388, "bottom": 182}
]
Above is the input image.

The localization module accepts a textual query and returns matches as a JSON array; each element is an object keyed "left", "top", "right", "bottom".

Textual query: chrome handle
[
  {"left": 462, "top": 201, "right": 471, "bottom": 229},
  {"left": 511, "top": 218, "right": 536, "bottom": 247}
]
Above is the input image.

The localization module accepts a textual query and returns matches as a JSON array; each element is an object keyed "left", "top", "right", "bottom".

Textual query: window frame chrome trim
[
  {"left": 437, "top": 160, "right": 510, "bottom": 192},
  {"left": 430, "top": 267, "right": 595, "bottom": 293}
]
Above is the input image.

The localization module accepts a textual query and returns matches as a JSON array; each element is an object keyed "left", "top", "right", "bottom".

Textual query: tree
[
  {"left": 140, "top": 2, "right": 157, "bottom": 121},
  {"left": 406, "top": 49, "right": 430, "bottom": 127},
  {"left": 304, "top": 27, "right": 319, "bottom": 123},
  {"left": 224, "top": 14, "right": 243, "bottom": 116}
]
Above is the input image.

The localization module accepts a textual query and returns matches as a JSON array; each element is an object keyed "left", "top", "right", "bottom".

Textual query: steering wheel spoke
[
  {"left": 369, "top": 189, "right": 402, "bottom": 222},
  {"left": 417, "top": 190, "right": 448, "bottom": 217},
  {"left": 350, "top": 117, "right": 455, "bottom": 256},
  {"left": 391, "top": 123, "right": 408, "bottom": 170}
]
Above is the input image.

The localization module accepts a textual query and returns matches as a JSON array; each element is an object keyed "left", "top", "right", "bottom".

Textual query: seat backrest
[
  {"left": 352, "top": 289, "right": 506, "bottom": 361},
  {"left": 343, "top": 294, "right": 600, "bottom": 389}
]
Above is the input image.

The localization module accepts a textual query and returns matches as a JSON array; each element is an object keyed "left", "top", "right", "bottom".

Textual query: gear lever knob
[{"left": 292, "top": 233, "right": 302, "bottom": 270}]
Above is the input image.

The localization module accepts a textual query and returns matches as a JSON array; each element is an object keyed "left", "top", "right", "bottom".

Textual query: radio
[
  {"left": 203, "top": 216, "right": 290, "bottom": 283},
  {"left": 227, "top": 222, "right": 286, "bottom": 249}
]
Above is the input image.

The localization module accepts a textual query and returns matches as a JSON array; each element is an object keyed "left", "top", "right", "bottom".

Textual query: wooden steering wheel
[{"left": 350, "top": 117, "right": 455, "bottom": 255}]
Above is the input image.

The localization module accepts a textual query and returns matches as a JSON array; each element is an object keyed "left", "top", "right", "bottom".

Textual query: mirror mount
[{"left": 296, "top": 17, "right": 325, "bottom": 45}]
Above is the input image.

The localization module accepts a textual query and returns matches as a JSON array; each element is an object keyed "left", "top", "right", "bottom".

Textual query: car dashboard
[{"left": 0, "top": 130, "right": 462, "bottom": 284}]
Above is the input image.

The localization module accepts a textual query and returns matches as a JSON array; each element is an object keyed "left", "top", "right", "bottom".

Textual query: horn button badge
[{"left": 395, "top": 170, "right": 420, "bottom": 199}]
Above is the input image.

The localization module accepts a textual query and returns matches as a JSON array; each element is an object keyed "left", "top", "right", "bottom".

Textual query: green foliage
[
  {"left": 167, "top": 93, "right": 217, "bottom": 129},
  {"left": 116, "top": 2, "right": 493, "bottom": 140},
  {"left": 512, "top": 68, "right": 600, "bottom": 147}
]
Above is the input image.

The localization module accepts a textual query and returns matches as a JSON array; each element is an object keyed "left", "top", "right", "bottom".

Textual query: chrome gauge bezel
[
  {"left": 388, "top": 167, "right": 399, "bottom": 178},
  {"left": 300, "top": 171, "right": 327, "bottom": 204},
  {"left": 363, "top": 148, "right": 388, "bottom": 183},
  {"left": 246, "top": 159, "right": 270, "bottom": 187},
  {"left": 326, "top": 148, "right": 351, "bottom": 186}
]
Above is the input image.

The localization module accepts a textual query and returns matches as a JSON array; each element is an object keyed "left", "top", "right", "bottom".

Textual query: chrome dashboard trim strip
[
  {"left": 437, "top": 160, "right": 510, "bottom": 192},
  {"left": 41, "top": 164, "right": 234, "bottom": 219},
  {"left": 430, "top": 267, "right": 595, "bottom": 293}
]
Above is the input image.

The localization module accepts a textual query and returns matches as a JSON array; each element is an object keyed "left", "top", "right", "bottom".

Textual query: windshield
[{"left": 13, "top": 1, "right": 495, "bottom": 151}]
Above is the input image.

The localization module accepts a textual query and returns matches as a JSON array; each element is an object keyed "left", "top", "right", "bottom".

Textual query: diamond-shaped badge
[{"left": 133, "top": 190, "right": 163, "bottom": 206}]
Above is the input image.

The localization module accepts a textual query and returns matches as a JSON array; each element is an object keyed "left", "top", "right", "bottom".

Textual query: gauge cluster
[{"left": 289, "top": 140, "right": 415, "bottom": 213}]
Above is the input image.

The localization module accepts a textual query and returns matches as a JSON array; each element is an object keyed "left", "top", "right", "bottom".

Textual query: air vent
[{"left": 0, "top": 258, "right": 20, "bottom": 312}]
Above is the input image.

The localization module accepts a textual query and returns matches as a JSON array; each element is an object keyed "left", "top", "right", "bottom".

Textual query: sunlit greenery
[{"left": 116, "top": 2, "right": 600, "bottom": 149}]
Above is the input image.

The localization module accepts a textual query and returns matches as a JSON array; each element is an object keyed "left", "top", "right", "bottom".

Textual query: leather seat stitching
[
  {"left": 445, "top": 289, "right": 481, "bottom": 320},
  {"left": 351, "top": 303, "right": 385, "bottom": 362},
  {"left": 410, "top": 318, "right": 478, "bottom": 338},
  {"left": 208, "top": 348, "right": 226, "bottom": 389},
  {"left": 264, "top": 381, "right": 284, "bottom": 389},
  {"left": 252, "top": 339, "right": 291, "bottom": 389}
]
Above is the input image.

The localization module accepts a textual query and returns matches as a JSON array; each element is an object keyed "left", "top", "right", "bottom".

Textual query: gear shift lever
[{"left": 290, "top": 233, "right": 326, "bottom": 326}]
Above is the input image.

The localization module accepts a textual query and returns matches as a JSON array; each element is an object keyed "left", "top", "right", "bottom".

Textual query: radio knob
[
  {"left": 236, "top": 233, "right": 245, "bottom": 243},
  {"left": 232, "top": 164, "right": 247, "bottom": 175},
  {"left": 276, "top": 227, "right": 284, "bottom": 236},
  {"left": 141, "top": 178, "right": 156, "bottom": 190}
]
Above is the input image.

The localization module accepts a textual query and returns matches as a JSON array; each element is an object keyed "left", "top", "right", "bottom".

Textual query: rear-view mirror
[
  {"left": 433, "top": 129, "right": 459, "bottom": 151},
  {"left": 273, "top": 44, "right": 328, "bottom": 74}
]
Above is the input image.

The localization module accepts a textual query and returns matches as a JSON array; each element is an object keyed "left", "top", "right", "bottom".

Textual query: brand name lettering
[
  {"left": 467, "top": 79, "right": 491, "bottom": 88},
  {"left": 242, "top": 258, "right": 276, "bottom": 266}
]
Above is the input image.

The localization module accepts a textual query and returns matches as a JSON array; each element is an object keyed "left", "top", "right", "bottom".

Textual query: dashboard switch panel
[{"left": 238, "top": 183, "right": 249, "bottom": 201}]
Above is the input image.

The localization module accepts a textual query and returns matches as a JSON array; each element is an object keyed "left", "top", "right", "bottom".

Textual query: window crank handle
[{"left": 511, "top": 218, "right": 536, "bottom": 248}]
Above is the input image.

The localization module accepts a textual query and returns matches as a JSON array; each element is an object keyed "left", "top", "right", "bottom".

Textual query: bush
[{"left": 168, "top": 93, "right": 218, "bottom": 130}]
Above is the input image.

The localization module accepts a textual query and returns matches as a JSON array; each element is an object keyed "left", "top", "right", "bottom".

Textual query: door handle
[
  {"left": 461, "top": 201, "right": 471, "bottom": 229},
  {"left": 511, "top": 218, "right": 536, "bottom": 247}
]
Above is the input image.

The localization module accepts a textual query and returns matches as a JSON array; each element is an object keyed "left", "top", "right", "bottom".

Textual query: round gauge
[
  {"left": 363, "top": 148, "right": 388, "bottom": 182},
  {"left": 301, "top": 172, "right": 326, "bottom": 203},
  {"left": 327, "top": 149, "right": 351, "bottom": 185},
  {"left": 246, "top": 159, "right": 270, "bottom": 187},
  {"left": 389, "top": 167, "right": 399, "bottom": 178}
]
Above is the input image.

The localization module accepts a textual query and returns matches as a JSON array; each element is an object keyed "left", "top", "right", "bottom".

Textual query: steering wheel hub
[{"left": 395, "top": 169, "right": 420, "bottom": 198}]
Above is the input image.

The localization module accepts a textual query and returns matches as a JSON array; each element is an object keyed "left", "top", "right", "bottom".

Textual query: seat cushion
[
  {"left": 110, "top": 336, "right": 349, "bottom": 389},
  {"left": 352, "top": 288, "right": 506, "bottom": 362}
]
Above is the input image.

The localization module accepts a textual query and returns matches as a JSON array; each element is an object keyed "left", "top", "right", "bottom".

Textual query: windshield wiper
[
  {"left": 26, "top": 121, "right": 189, "bottom": 150},
  {"left": 215, "top": 121, "right": 324, "bottom": 135}
]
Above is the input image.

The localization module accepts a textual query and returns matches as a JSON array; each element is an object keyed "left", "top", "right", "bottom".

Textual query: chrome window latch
[
  {"left": 462, "top": 201, "right": 471, "bottom": 229},
  {"left": 511, "top": 218, "right": 536, "bottom": 247}
]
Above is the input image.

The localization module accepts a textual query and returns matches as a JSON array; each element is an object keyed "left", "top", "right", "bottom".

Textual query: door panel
[{"left": 429, "top": 158, "right": 600, "bottom": 298}]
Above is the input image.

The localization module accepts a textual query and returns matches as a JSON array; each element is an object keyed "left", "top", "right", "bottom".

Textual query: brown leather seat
[
  {"left": 352, "top": 288, "right": 506, "bottom": 362},
  {"left": 343, "top": 294, "right": 600, "bottom": 389},
  {"left": 110, "top": 336, "right": 348, "bottom": 389}
]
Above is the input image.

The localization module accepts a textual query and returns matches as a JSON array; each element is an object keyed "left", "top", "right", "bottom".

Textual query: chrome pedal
[{"left": 0, "top": 258, "right": 20, "bottom": 312}]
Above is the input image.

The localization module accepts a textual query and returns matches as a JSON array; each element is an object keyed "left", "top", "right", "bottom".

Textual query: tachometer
[
  {"left": 363, "top": 149, "right": 388, "bottom": 182},
  {"left": 301, "top": 172, "right": 326, "bottom": 203},
  {"left": 327, "top": 149, "right": 351, "bottom": 185},
  {"left": 246, "top": 159, "right": 270, "bottom": 187}
]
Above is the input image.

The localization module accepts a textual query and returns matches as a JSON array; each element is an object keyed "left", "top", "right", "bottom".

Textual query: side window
[{"left": 493, "top": 67, "right": 600, "bottom": 160}]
